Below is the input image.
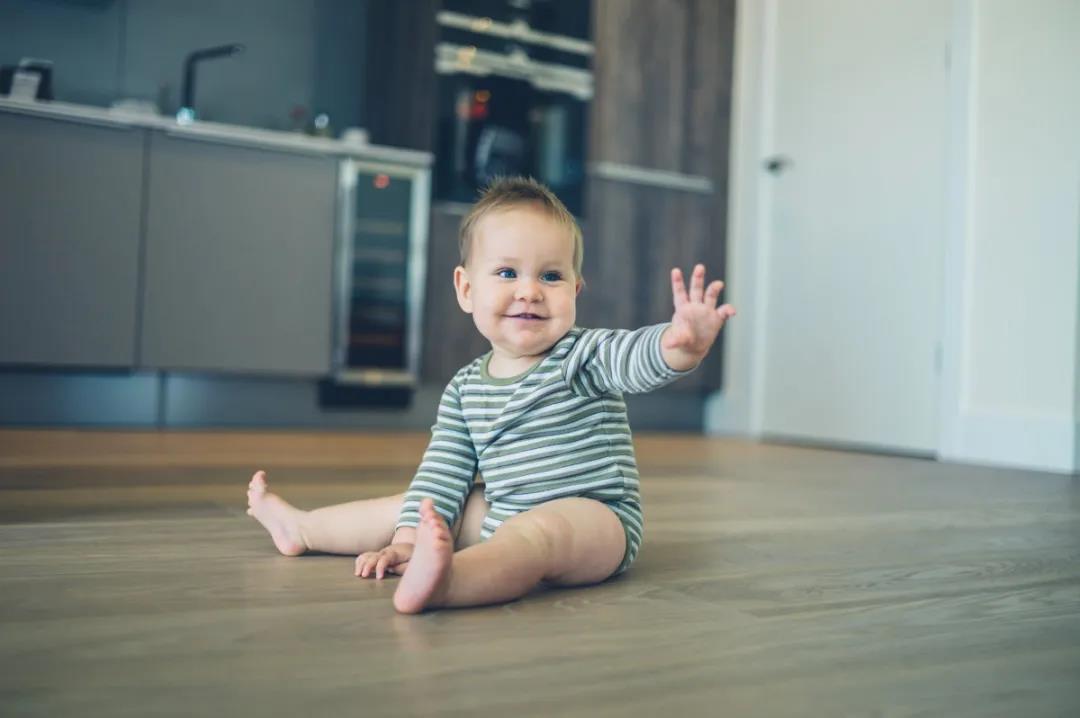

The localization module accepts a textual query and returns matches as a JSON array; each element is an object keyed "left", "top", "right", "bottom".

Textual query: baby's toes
[{"left": 248, "top": 472, "right": 267, "bottom": 493}]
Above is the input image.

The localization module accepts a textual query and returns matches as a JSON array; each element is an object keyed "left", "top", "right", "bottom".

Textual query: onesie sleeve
[
  {"left": 395, "top": 370, "right": 478, "bottom": 533},
  {"left": 560, "top": 323, "right": 693, "bottom": 397}
]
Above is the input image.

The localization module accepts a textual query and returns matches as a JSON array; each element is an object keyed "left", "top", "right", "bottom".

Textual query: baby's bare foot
[
  {"left": 246, "top": 470, "right": 307, "bottom": 556},
  {"left": 393, "top": 498, "right": 453, "bottom": 614}
]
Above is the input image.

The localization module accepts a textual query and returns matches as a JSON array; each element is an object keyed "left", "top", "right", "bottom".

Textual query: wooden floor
[{"left": 1, "top": 430, "right": 1078, "bottom": 717}]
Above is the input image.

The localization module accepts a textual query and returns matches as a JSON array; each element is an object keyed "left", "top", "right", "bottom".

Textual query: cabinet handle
[{"left": 588, "top": 161, "right": 713, "bottom": 193}]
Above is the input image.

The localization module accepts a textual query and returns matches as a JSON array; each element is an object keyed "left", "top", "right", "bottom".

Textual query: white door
[{"left": 760, "top": 0, "right": 949, "bottom": 453}]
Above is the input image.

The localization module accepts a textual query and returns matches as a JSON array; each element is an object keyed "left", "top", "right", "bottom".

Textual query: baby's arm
[
  {"left": 394, "top": 373, "right": 478, "bottom": 531},
  {"left": 357, "top": 374, "right": 477, "bottom": 579},
  {"left": 661, "top": 264, "right": 737, "bottom": 371},
  {"left": 562, "top": 265, "right": 734, "bottom": 396}
]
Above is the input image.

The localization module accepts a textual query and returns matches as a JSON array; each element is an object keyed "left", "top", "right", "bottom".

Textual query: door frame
[{"left": 711, "top": 0, "right": 974, "bottom": 459}]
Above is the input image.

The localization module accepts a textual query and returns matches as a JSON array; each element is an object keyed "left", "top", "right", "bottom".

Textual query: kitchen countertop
[{"left": 0, "top": 97, "right": 432, "bottom": 168}]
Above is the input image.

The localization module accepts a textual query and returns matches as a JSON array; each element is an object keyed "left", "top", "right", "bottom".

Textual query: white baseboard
[{"left": 939, "top": 410, "right": 1078, "bottom": 475}]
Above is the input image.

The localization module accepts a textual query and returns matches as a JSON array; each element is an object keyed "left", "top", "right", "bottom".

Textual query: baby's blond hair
[{"left": 458, "top": 176, "right": 583, "bottom": 277}]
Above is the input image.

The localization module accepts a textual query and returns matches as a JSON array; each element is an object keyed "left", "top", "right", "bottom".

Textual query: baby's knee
[{"left": 508, "top": 507, "right": 574, "bottom": 561}]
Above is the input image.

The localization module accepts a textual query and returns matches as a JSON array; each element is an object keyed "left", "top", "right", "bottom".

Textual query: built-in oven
[{"left": 433, "top": 1, "right": 592, "bottom": 216}]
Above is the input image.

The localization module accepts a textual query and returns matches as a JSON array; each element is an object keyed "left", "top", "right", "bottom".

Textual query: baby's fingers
[
  {"left": 671, "top": 268, "right": 688, "bottom": 308},
  {"left": 355, "top": 552, "right": 375, "bottom": 578},
  {"left": 689, "top": 264, "right": 706, "bottom": 302},
  {"left": 375, "top": 553, "right": 395, "bottom": 580},
  {"left": 704, "top": 280, "right": 724, "bottom": 307}
]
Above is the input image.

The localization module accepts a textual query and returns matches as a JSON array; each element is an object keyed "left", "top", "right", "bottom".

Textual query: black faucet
[{"left": 177, "top": 43, "right": 245, "bottom": 122}]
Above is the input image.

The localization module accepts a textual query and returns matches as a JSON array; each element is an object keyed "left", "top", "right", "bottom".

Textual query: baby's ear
[
  {"left": 453, "top": 266, "right": 474, "bottom": 313},
  {"left": 575, "top": 277, "right": 584, "bottom": 296}
]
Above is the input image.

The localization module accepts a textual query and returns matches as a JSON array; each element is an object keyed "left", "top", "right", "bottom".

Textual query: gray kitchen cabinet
[
  {"left": 140, "top": 133, "right": 338, "bottom": 376},
  {"left": 0, "top": 111, "right": 144, "bottom": 367}
]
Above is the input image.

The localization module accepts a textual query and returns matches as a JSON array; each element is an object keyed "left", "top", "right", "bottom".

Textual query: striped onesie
[{"left": 395, "top": 323, "right": 690, "bottom": 575}]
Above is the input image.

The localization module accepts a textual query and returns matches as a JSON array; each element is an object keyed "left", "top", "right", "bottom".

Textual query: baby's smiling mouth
[{"left": 507, "top": 313, "right": 546, "bottom": 320}]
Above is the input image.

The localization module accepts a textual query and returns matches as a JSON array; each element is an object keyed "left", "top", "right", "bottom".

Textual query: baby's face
[{"left": 454, "top": 205, "right": 581, "bottom": 362}]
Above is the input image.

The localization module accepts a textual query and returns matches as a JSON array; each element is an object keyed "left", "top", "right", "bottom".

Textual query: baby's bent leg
[
  {"left": 393, "top": 497, "right": 626, "bottom": 613},
  {"left": 247, "top": 470, "right": 404, "bottom": 556}
]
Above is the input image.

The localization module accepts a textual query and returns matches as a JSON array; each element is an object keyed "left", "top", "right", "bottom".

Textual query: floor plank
[{"left": 1, "top": 430, "right": 1078, "bottom": 717}]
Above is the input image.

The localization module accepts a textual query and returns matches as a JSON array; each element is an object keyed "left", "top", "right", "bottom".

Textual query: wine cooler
[{"left": 333, "top": 157, "right": 431, "bottom": 387}]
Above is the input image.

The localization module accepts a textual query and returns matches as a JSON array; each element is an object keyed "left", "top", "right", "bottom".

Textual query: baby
[{"left": 247, "top": 176, "right": 735, "bottom": 613}]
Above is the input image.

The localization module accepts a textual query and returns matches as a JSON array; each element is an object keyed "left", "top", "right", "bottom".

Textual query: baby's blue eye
[
  {"left": 497, "top": 268, "right": 517, "bottom": 279},
  {"left": 541, "top": 271, "right": 563, "bottom": 282}
]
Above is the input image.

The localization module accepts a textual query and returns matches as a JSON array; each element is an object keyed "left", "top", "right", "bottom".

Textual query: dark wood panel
[
  {"left": 585, "top": 0, "right": 736, "bottom": 392},
  {"left": 591, "top": 0, "right": 735, "bottom": 178},
  {"left": 590, "top": 0, "right": 690, "bottom": 173},
  {"left": 696, "top": 2, "right": 737, "bottom": 388},
  {"left": 363, "top": 0, "right": 440, "bottom": 152},
  {"left": 420, "top": 208, "right": 490, "bottom": 385},
  {"left": 685, "top": 0, "right": 737, "bottom": 180},
  {"left": 577, "top": 181, "right": 641, "bottom": 332},
  {"left": 580, "top": 179, "right": 727, "bottom": 391}
]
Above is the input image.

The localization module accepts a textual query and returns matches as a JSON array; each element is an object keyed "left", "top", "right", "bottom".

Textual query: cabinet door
[
  {"left": 579, "top": 180, "right": 723, "bottom": 391},
  {"left": 586, "top": 0, "right": 735, "bottom": 391},
  {"left": 363, "top": 0, "right": 439, "bottom": 152},
  {"left": 420, "top": 207, "right": 490, "bottom": 385},
  {"left": 0, "top": 112, "right": 143, "bottom": 368},
  {"left": 591, "top": 0, "right": 732, "bottom": 177},
  {"left": 140, "top": 134, "right": 337, "bottom": 376}
]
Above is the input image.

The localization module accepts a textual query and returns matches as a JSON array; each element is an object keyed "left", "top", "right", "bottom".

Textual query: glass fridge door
[{"left": 334, "top": 160, "right": 430, "bottom": 385}]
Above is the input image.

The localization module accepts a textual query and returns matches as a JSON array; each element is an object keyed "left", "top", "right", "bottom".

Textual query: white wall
[
  {"left": 940, "top": 0, "right": 1079, "bottom": 473},
  {"left": 708, "top": 0, "right": 1080, "bottom": 474}
]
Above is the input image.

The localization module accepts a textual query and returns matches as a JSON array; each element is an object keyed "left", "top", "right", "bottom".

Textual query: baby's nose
[{"left": 515, "top": 279, "right": 544, "bottom": 300}]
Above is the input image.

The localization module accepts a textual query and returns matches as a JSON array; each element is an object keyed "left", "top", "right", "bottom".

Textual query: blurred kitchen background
[{"left": 0, "top": 0, "right": 1077, "bottom": 475}]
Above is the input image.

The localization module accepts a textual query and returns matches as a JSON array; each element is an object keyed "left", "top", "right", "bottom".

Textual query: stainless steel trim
[
  {"left": 435, "top": 43, "right": 592, "bottom": 100},
  {"left": 406, "top": 169, "right": 432, "bottom": 382},
  {"left": 588, "top": 161, "right": 715, "bottom": 194},
  {"left": 436, "top": 10, "right": 594, "bottom": 56},
  {"left": 334, "top": 369, "right": 417, "bottom": 387},
  {"left": 333, "top": 159, "right": 358, "bottom": 374}
]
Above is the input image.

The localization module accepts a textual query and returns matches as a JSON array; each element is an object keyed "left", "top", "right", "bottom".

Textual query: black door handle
[{"left": 764, "top": 156, "right": 792, "bottom": 174}]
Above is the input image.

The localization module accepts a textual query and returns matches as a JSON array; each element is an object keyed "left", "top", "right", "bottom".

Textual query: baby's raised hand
[
  {"left": 356, "top": 543, "right": 413, "bottom": 579},
  {"left": 662, "top": 264, "right": 736, "bottom": 371}
]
